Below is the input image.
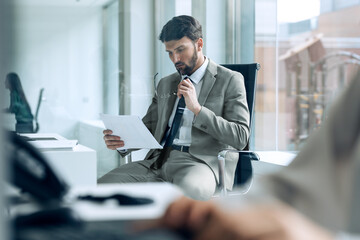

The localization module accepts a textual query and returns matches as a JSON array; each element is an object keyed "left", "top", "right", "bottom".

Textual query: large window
[
  {"left": 255, "top": 0, "right": 360, "bottom": 151},
  {"left": 162, "top": 0, "right": 360, "bottom": 151},
  {"left": 3, "top": 0, "right": 359, "bottom": 152},
  {"left": 2, "top": 1, "right": 104, "bottom": 138},
  {"left": 103, "top": 0, "right": 120, "bottom": 115}
]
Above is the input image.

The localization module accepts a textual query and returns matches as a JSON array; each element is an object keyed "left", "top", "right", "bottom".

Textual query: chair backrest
[
  {"left": 33, "top": 88, "right": 44, "bottom": 133},
  {"left": 220, "top": 63, "right": 260, "bottom": 187},
  {"left": 221, "top": 63, "right": 260, "bottom": 150}
]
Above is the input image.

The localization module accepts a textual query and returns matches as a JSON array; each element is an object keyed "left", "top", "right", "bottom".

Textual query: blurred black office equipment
[
  {"left": 5, "top": 132, "right": 185, "bottom": 240},
  {"left": 218, "top": 63, "right": 261, "bottom": 195},
  {"left": 6, "top": 131, "right": 69, "bottom": 203}
]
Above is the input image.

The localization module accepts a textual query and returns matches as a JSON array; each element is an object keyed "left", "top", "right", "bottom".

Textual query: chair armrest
[
  {"left": 217, "top": 150, "right": 228, "bottom": 196},
  {"left": 218, "top": 150, "right": 260, "bottom": 196},
  {"left": 238, "top": 151, "right": 260, "bottom": 161}
]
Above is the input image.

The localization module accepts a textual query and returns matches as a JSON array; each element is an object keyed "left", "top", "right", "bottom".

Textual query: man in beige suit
[
  {"left": 155, "top": 71, "right": 360, "bottom": 239},
  {"left": 98, "top": 15, "right": 250, "bottom": 200}
]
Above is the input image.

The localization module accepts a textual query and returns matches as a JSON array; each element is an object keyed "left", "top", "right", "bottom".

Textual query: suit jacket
[
  {"left": 247, "top": 71, "right": 360, "bottom": 236},
  {"left": 142, "top": 59, "right": 250, "bottom": 189}
]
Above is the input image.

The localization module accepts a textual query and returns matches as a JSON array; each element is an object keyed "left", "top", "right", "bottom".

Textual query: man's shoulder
[
  {"left": 156, "top": 72, "right": 180, "bottom": 90},
  {"left": 216, "top": 65, "right": 244, "bottom": 80},
  {"left": 162, "top": 72, "right": 180, "bottom": 80},
  {"left": 207, "top": 59, "right": 242, "bottom": 78}
]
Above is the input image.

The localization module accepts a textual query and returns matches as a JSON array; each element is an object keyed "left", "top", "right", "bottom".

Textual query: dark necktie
[
  {"left": 164, "top": 96, "right": 185, "bottom": 147},
  {"left": 151, "top": 77, "right": 188, "bottom": 169}
]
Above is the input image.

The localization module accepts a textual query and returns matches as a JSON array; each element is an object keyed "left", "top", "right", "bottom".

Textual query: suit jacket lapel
[
  {"left": 157, "top": 76, "right": 179, "bottom": 140},
  {"left": 198, "top": 59, "right": 217, "bottom": 105},
  {"left": 156, "top": 60, "right": 218, "bottom": 139}
]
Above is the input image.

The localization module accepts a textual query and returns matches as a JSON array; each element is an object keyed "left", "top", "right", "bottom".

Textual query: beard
[{"left": 175, "top": 45, "right": 198, "bottom": 76}]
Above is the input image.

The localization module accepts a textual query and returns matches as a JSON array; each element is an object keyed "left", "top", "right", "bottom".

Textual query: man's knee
[{"left": 175, "top": 175, "right": 216, "bottom": 201}]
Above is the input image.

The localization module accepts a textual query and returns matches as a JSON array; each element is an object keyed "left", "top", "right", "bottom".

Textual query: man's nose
[{"left": 173, "top": 53, "right": 181, "bottom": 63}]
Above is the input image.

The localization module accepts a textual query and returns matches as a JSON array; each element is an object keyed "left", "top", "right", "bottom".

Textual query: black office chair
[
  {"left": 33, "top": 88, "right": 44, "bottom": 133},
  {"left": 218, "top": 63, "right": 260, "bottom": 195}
]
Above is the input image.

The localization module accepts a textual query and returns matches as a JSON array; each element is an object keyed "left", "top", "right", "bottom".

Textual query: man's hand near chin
[{"left": 177, "top": 78, "right": 201, "bottom": 116}]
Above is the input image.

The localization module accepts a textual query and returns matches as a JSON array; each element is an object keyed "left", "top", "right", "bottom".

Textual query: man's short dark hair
[{"left": 159, "top": 15, "right": 203, "bottom": 43}]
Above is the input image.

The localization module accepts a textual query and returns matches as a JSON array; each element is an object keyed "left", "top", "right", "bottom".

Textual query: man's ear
[{"left": 197, "top": 38, "right": 203, "bottom": 51}]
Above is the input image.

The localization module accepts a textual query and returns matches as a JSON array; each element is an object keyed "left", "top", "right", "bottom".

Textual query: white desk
[
  {"left": 69, "top": 182, "right": 183, "bottom": 221},
  {"left": 10, "top": 182, "right": 183, "bottom": 229},
  {"left": 78, "top": 120, "right": 121, "bottom": 179},
  {"left": 22, "top": 133, "right": 97, "bottom": 187},
  {"left": 252, "top": 151, "right": 297, "bottom": 176}
]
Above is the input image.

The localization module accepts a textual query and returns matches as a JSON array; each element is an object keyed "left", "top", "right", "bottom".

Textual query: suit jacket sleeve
[
  {"left": 142, "top": 95, "right": 159, "bottom": 135},
  {"left": 193, "top": 70, "right": 250, "bottom": 151}
]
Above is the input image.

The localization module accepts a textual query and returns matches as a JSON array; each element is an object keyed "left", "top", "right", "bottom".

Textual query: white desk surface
[
  {"left": 256, "top": 151, "right": 296, "bottom": 166},
  {"left": 10, "top": 182, "right": 183, "bottom": 224},
  {"left": 78, "top": 120, "right": 121, "bottom": 179},
  {"left": 252, "top": 151, "right": 297, "bottom": 176},
  {"left": 21, "top": 133, "right": 67, "bottom": 140},
  {"left": 68, "top": 182, "right": 183, "bottom": 221},
  {"left": 21, "top": 133, "right": 97, "bottom": 187}
]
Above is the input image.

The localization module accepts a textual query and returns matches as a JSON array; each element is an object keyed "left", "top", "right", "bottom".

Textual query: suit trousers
[{"left": 97, "top": 150, "right": 217, "bottom": 200}]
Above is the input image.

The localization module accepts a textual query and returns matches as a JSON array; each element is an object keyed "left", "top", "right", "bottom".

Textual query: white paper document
[{"left": 100, "top": 114, "right": 163, "bottom": 150}]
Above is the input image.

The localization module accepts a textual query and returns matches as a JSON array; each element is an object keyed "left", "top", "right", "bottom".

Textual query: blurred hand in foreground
[{"left": 154, "top": 196, "right": 334, "bottom": 240}]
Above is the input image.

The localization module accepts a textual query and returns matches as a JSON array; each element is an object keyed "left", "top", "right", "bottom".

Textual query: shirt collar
[{"left": 182, "top": 57, "right": 209, "bottom": 84}]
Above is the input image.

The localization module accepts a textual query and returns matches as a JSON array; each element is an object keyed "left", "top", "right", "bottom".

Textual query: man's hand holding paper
[
  {"left": 103, "top": 129, "right": 125, "bottom": 150},
  {"left": 100, "top": 114, "right": 163, "bottom": 151}
]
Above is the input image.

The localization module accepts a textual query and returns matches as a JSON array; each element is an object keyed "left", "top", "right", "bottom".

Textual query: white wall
[
  {"left": 10, "top": 5, "right": 103, "bottom": 139},
  {"left": 204, "top": 0, "right": 226, "bottom": 63},
  {"left": 122, "top": 0, "right": 156, "bottom": 117}
]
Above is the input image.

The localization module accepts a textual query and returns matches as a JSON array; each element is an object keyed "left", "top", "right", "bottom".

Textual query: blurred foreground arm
[
  {"left": 156, "top": 72, "right": 360, "bottom": 240},
  {"left": 159, "top": 196, "right": 334, "bottom": 240}
]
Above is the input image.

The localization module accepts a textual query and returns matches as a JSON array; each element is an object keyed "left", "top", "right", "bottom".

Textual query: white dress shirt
[{"left": 168, "top": 57, "right": 209, "bottom": 146}]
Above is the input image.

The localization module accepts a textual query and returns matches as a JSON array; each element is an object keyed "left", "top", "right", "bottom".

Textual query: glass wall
[
  {"left": 2, "top": 1, "right": 105, "bottom": 138},
  {"left": 103, "top": 0, "right": 120, "bottom": 115},
  {"left": 255, "top": 0, "right": 360, "bottom": 151},
  {"left": 154, "top": 0, "right": 252, "bottom": 78},
  {"left": 3, "top": 0, "right": 359, "bottom": 153}
]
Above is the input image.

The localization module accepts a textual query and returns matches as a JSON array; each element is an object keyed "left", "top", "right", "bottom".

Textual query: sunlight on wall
[
  {"left": 175, "top": 0, "right": 191, "bottom": 16},
  {"left": 278, "top": 0, "right": 320, "bottom": 23}
]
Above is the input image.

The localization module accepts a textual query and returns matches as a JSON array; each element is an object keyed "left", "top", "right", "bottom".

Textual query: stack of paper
[
  {"left": 29, "top": 140, "right": 78, "bottom": 151},
  {"left": 19, "top": 133, "right": 78, "bottom": 151}
]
